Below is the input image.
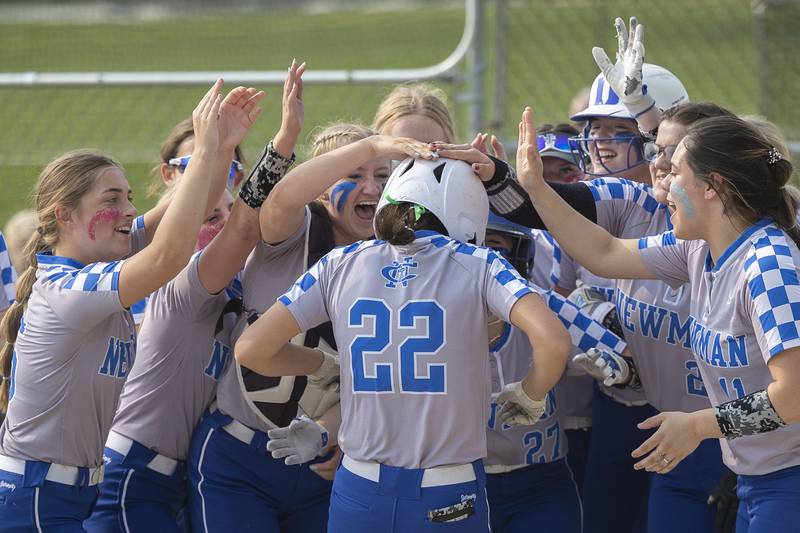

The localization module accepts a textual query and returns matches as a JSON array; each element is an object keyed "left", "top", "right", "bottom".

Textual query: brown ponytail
[
  {"left": 0, "top": 149, "right": 121, "bottom": 410},
  {"left": 374, "top": 201, "right": 448, "bottom": 245}
]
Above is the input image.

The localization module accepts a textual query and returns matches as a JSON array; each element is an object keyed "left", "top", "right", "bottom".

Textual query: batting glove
[
  {"left": 267, "top": 416, "right": 329, "bottom": 466},
  {"left": 592, "top": 17, "right": 654, "bottom": 118},
  {"left": 308, "top": 350, "right": 340, "bottom": 392},
  {"left": 496, "top": 381, "right": 547, "bottom": 426},
  {"left": 567, "top": 285, "right": 624, "bottom": 338},
  {"left": 573, "top": 348, "right": 631, "bottom": 387}
]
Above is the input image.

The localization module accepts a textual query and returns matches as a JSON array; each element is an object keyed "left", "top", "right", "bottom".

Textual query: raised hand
[
  {"left": 367, "top": 135, "right": 440, "bottom": 161},
  {"left": 282, "top": 60, "right": 305, "bottom": 140},
  {"left": 192, "top": 79, "right": 224, "bottom": 155},
  {"left": 471, "top": 132, "right": 508, "bottom": 161},
  {"left": 217, "top": 85, "right": 265, "bottom": 151},
  {"left": 573, "top": 348, "right": 632, "bottom": 387},
  {"left": 515, "top": 107, "right": 545, "bottom": 194},
  {"left": 592, "top": 17, "right": 653, "bottom": 117},
  {"left": 430, "top": 137, "right": 495, "bottom": 180}
]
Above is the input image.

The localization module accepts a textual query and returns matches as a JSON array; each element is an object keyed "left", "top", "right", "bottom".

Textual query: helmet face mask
[
  {"left": 570, "top": 63, "right": 688, "bottom": 177},
  {"left": 485, "top": 213, "right": 534, "bottom": 277}
]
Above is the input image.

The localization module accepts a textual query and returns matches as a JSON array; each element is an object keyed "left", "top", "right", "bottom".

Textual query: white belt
[
  {"left": 105, "top": 431, "right": 179, "bottom": 477},
  {"left": 0, "top": 453, "right": 104, "bottom": 486},
  {"left": 484, "top": 463, "right": 528, "bottom": 475},
  {"left": 342, "top": 455, "right": 476, "bottom": 488},
  {"left": 220, "top": 418, "right": 259, "bottom": 445}
]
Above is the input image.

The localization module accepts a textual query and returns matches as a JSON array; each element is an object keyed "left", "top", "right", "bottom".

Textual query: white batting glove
[
  {"left": 496, "top": 381, "right": 547, "bottom": 426},
  {"left": 267, "top": 416, "right": 329, "bottom": 466},
  {"left": 592, "top": 17, "right": 654, "bottom": 118},
  {"left": 573, "top": 348, "right": 631, "bottom": 387},
  {"left": 308, "top": 350, "right": 340, "bottom": 392}
]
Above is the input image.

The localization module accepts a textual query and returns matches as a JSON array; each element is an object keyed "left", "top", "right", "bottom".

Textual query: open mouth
[
  {"left": 354, "top": 201, "right": 377, "bottom": 221},
  {"left": 114, "top": 225, "right": 131, "bottom": 235},
  {"left": 597, "top": 149, "right": 618, "bottom": 163}
]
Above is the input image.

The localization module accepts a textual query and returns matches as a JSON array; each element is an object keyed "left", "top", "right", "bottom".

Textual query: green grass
[{"left": 0, "top": 0, "right": 796, "bottom": 227}]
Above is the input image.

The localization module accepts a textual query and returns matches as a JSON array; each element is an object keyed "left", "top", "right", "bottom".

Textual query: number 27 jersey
[{"left": 280, "top": 231, "right": 534, "bottom": 469}]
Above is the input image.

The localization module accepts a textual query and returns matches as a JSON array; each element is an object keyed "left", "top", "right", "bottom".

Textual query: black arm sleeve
[{"left": 483, "top": 156, "right": 598, "bottom": 229}]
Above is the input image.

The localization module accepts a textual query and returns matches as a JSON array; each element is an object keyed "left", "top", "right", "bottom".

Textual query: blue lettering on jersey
[
  {"left": 523, "top": 420, "right": 562, "bottom": 464},
  {"left": 381, "top": 256, "right": 418, "bottom": 289},
  {"left": 204, "top": 340, "right": 231, "bottom": 381},
  {"left": 99, "top": 335, "right": 135, "bottom": 378},
  {"left": 613, "top": 289, "right": 693, "bottom": 349},
  {"left": 688, "top": 320, "right": 749, "bottom": 368}
]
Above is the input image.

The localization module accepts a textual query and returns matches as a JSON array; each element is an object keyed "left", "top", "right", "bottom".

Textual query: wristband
[
  {"left": 239, "top": 141, "right": 296, "bottom": 209},
  {"left": 714, "top": 389, "right": 786, "bottom": 439}
]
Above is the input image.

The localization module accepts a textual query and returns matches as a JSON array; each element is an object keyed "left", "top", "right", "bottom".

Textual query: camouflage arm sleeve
[
  {"left": 714, "top": 389, "right": 786, "bottom": 439},
  {"left": 239, "top": 141, "right": 296, "bottom": 209}
]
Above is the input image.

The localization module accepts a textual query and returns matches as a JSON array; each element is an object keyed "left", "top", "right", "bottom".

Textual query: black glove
[{"left": 708, "top": 471, "right": 738, "bottom": 533}]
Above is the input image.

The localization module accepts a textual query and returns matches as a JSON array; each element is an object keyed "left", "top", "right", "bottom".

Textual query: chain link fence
[{"left": 1, "top": 0, "right": 798, "bottom": 224}]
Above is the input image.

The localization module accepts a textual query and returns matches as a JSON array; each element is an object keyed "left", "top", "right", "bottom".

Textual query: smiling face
[
  {"left": 651, "top": 119, "right": 687, "bottom": 204},
  {"left": 663, "top": 141, "right": 711, "bottom": 240},
  {"left": 586, "top": 117, "right": 648, "bottom": 181},
  {"left": 65, "top": 166, "right": 137, "bottom": 263},
  {"left": 324, "top": 157, "right": 392, "bottom": 245}
]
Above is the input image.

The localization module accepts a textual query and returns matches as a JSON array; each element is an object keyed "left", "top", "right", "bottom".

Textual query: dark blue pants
[
  {"left": 0, "top": 462, "right": 98, "bottom": 532},
  {"left": 647, "top": 438, "right": 729, "bottom": 533},
  {"left": 84, "top": 440, "right": 187, "bottom": 532},
  {"left": 486, "top": 458, "right": 581, "bottom": 533},
  {"left": 581, "top": 388, "right": 657, "bottom": 533},
  {"left": 565, "top": 427, "right": 591, "bottom": 494},
  {"left": 187, "top": 410, "right": 332, "bottom": 533},
  {"left": 736, "top": 464, "right": 800, "bottom": 533},
  {"left": 329, "top": 458, "right": 489, "bottom": 533}
]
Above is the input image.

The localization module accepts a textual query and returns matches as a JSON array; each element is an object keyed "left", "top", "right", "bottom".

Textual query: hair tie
[{"left": 767, "top": 147, "right": 782, "bottom": 165}]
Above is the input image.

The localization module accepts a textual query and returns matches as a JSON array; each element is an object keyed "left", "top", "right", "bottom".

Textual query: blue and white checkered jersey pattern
[
  {"left": 542, "top": 287, "right": 627, "bottom": 355},
  {"left": 744, "top": 226, "right": 800, "bottom": 357},
  {"left": 0, "top": 231, "right": 17, "bottom": 310},
  {"left": 279, "top": 230, "right": 535, "bottom": 469},
  {"left": 638, "top": 220, "right": 800, "bottom": 475}
]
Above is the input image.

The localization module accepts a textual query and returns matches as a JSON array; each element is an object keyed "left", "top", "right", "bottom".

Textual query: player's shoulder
[
  {"left": 322, "top": 238, "right": 388, "bottom": 266},
  {"left": 743, "top": 222, "right": 799, "bottom": 278},
  {"left": 37, "top": 254, "right": 123, "bottom": 293}
]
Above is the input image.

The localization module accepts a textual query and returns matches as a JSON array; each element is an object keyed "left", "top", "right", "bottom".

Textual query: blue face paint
[
  {"left": 331, "top": 181, "right": 357, "bottom": 212},
  {"left": 670, "top": 181, "right": 695, "bottom": 219}
]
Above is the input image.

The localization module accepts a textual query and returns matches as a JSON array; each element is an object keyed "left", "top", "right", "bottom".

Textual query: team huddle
[{"left": 0, "top": 15, "right": 798, "bottom": 533}]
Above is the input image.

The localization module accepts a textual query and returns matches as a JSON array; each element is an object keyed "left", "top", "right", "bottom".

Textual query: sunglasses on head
[
  {"left": 168, "top": 155, "right": 244, "bottom": 179},
  {"left": 537, "top": 133, "right": 576, "bottom": 153}
]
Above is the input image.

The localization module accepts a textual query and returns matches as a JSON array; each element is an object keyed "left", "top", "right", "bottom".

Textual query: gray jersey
[
  {"left": 111, "top": 252, "right": 238, "bottom": 460},
  {"left": 281, "top": 231, "right": 534, "bottom": 469},
  {"left": 486, "top": 286, "right": 626, "bottom": 467},
  {"left": 0, "top": 254, "right": 133, "bottom": 468},
  {"left": 639, "top": 220, "right": 800, "bottom": 475},
  {"left": 215, "top": 209, "right": 311, "bottom": 433},
  {"left": 585, "top": 178, "right": 710, "bottom": 412},
  {"left": 0, "top": 231, "right": 17, "bottom": 311},
  {"left": 487, "top": 326, "right": 566, "bottom": 467}
]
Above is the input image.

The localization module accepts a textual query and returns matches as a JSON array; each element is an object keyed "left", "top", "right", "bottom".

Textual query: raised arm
[
  {"left": 198, "top": 63, "right": 302, "bottom": 294},
  {"left": 118, "top": 81, "right": 262, "bottom": 308},
  {"left": 259, "top": 134, "right": 438, "bottom": 244},
  {"left": 515, "top": 107, "right": 652, "bottom": 280}
]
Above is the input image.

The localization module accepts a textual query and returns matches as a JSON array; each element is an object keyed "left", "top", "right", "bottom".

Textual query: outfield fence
[{"left": 0, "top": 0, "right": 797, "bottom": 223}]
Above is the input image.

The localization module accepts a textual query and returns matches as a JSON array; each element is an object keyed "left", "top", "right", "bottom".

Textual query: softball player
[
  {"left": 86, "top": 68, "right": 293, "bottom": 532},
  {"left": 0, "top": 231, "right": 16, "bottom": 426},
  {"left": 373, "top": 82, "right": 456, "bottom": 144},
  {"left": 235, "top": 156, "right": 571, "bottom": 532},
  {"left": 0, "top": 80, "right": 260, "bottom": 531},
  {"left": 517, "top": 108, "right": 800, "bottom": 533},
  {"left": 186, "top": 124, "right": 437, "bottom": 532},
  {"left": 483, "top": 215, "right": 631, "bottom": 533}
]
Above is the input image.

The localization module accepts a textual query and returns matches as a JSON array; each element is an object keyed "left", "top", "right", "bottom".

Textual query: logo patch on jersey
[
  {"left": 98, "top": 335, "right": 135, "bottom": 379},
  {"left": 381, "top": 256, "right": 418, "bottom": 288},
  {"left": 0, "top": 480, "right": 16, "bottom": 492},
  {"left": 427, "top": 493, "right": 476, "bottom": 523}
]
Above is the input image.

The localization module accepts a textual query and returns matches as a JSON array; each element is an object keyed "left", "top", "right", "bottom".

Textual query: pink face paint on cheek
[
  {"left": 195, "top": 221, "right": 225, "bottom": 251},
  {"left": 87, "top": 208, "right": 121, "bottom": 241}
]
